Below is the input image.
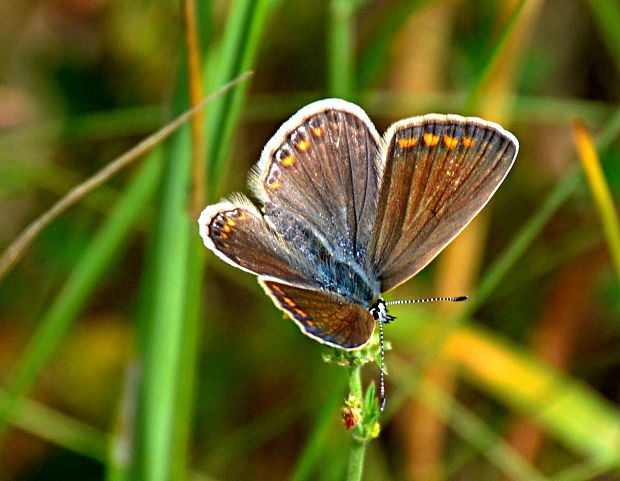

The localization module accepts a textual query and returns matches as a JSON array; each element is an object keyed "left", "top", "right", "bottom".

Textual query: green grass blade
[
  {"left": 356, "top": 0, "right": 434, "bottom": 92},
  {"left": 206, "top": 0, "right": 282, "bottom": 195},
  {"left": 573, "top": 120, "right": 620, "bottom": 278},
  {"left": 328, "top": 0, "right": 358, "bottom": 99},
  {"left": 170, "top": 238, "right": 204, "bottom": 480},
  {"left": 585, "top": 0, "right": 620, "bottom": 72},
  {"left": 444, "top": 325, "right": 620, "bottom": 466},
  {"left": 134, "top": 125, "right": 192, "bottom": 481},
  {"left": 470, "top": 169, "right": 581, "bottom": 312},
  {"left": 132, "top": 2, "right": 280, "bottom": 479},
  {"left": 289, "top": 384, "right": 344, "bottom": 481},
  {"left": 0, "top": 105, "right": 160, "bottom": 149},
  {"left": 549, "top": 459, "right": 617, "bottom": 481},
  {"left": 106, "top": 365, "right": 140, "bottom": 481},
  {"left": 462, "top": 0, "right": 529, "bottom": 115},
  {"left": 8, "top": 391, "right": 108, "bottom": 462},
  {"left": 404, "top": 373, "right": 549, "bottom": 481},
  {"left": 0, "top": 152, "right": 162, "bottom": 440}
]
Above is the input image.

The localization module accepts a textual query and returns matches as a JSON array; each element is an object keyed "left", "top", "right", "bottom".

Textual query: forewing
[
  {"left": 198, "top": 198, "right": 318, "bottom": 286},
  {"left": 368, "top": 115, "right": 518, "bottom": 292},
  {"left": 261, "top": 278, "right": 375, "bottom": 349},
  {"left": 251, "top": 99, "right": 382, "bottom": 262}
]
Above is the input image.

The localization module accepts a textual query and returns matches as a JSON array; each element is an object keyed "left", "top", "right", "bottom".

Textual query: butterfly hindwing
[
  {"left": 260, "top": 278, "right": 376, "bottom": 349},
  {"left": 368, "top": 115, "right": 518, "bottom": 292}
]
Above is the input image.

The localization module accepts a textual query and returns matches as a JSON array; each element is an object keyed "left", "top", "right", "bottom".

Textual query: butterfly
[{"left": 199, "top": 99, "right": 517, "bottom": 352}]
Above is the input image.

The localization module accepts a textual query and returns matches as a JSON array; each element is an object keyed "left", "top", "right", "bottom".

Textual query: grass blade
[
  {"left": 585, "top": 0, "right": 620, "bottom": 72},
  {"left": 444, "top": 325, "right": 620, "bottom": 466},
  {"left": 206, "top": 0, "right": 281, "bottom": 194},
  {"left": 462, "top": 0, "right": 530, "bottom": 115},
  {"left": 8, "top": 390, "right": 108, "bottom": 462},
  {"left": 356, "top": 0, "right": 434, "bottom": 92},
  {"left": 0, "top": 153, "right": 162, "bottom": 440},
  {"left": 572, "top": 120, "right": 620, "bottom": 278},
  {"left": 399, "top": 370, "right": 550, "bottom": 481}
]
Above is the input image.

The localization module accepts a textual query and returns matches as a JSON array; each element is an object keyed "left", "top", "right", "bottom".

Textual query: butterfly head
[{"left": 369, "top": 298, "right": 396, "bottom": 324}]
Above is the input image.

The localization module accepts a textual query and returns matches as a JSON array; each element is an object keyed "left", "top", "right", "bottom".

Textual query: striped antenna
[
  {"left": 378, "top": 295, "right": 468, "bottom": 411},
  {"left": 385, "top": 296, "right": 467, "bottom": 306}
]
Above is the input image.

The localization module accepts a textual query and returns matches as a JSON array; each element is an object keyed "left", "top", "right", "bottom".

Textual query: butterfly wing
[
  {"left": 199, "top": 202, "right": 376, "bottom": 348},
  {"left": 261, "top": 278, "right": 375, "bottom": 349},
  {"left": 199, "top": 199, "right": 319, "bottom": 286},
  {"left": 251, "top": 99, "right": 382, "bottom": 264},
  {"left": 368, "top": 115, "right": 518, "bottom": 292}
]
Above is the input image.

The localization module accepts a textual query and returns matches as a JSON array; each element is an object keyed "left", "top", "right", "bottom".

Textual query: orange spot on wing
[
  {"left": 282, "top": 297, "right": 296, "bottom": 307},
  {"left": 462, "top": 137, "right": 476, "bottom": 147},
  {"left": 311, "top": 126, "right": 324, "bottom": 137},
  {"left": 281, "top": 154, "right": 296, "bottom": 167},
  {"left": 226, "top": 218, "right": 236, "bottom": 226},
  {"left": 304, "top": 316, "right": 314, "bottom": 325},
  {"left": 271, "top": 285, "right": 284, "bottom": 294},
  {"left": 423, "top": 133, "right": 440, "bottom": 146},
  {"left": 296, "top": 140, "right": 311, "bottom": 152},
  {"left": 443, "top": 135, "right": 459, "bottom": 149},
  {"left": 397, "top": 138, "right": 417, "bottom": 148},
  {"left": 223, "top": 225, "right": 231, "bottom": 233},
  {"left": 268, "top": 180, "right": 281, "bottom": 190},
  {"left": 220, "top": 233, "right": 228, "bottom": 239},
  {"left": 239, "top": 211, "right": 248, "bottom": 221}
]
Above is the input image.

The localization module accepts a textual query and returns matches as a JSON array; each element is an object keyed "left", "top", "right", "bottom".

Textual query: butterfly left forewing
[
  {"left": 368, "top": 115, "right": 518, "bottom": 292},
  {"left": 199, "top": 198, "right": 321, "bottom": 287},
  {"left": 250, "top": 99, "right": 382, "bottom": 264}
]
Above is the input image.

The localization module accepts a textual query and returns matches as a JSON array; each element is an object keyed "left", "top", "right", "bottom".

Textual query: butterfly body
[{"left": 199, "top": 99, "right": 518, "bottom": 350}]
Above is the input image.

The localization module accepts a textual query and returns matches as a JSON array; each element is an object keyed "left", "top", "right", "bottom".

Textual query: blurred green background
[{"left": 1, "top": 0, "right": 620, "bottom": 480}]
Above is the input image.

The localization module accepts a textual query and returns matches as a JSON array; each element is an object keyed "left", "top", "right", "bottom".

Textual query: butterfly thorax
[{"left": 369, "top": 298, "right": 395, "bottom": 324}]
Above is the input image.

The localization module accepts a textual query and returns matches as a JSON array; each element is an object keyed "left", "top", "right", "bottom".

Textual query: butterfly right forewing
[{"left": 368, "top": 115, "right": 518, "bottom": 293}]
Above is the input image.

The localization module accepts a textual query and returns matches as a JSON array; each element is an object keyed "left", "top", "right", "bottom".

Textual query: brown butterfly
[{"left": 199, "top": 99, "right": 517, "bottom": 350}]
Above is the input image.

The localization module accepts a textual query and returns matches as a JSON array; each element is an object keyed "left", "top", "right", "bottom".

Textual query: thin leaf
[{"left": 572, "top": 120, "right": 620, "bottom": 279}]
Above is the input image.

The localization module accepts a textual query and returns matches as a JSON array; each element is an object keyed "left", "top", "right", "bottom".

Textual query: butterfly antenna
[
  {"left": 378, "top": 296, "right": 466, "bottom": 411},
  {"left": 379, "top": 318, "right": 386, "bottom": 412},
  {"left": 385, "top": 295, "right": 467, "bottom": 306}
]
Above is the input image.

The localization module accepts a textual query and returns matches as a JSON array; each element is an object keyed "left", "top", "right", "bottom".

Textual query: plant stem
[
  {"left": 346, "top": 436, "right": 367, "bottom": 481},
  {"left": 348, "top": 364, "right": 362, "bottom": 398},
  {"left": 346, "top": 365, "right": 367, "bottom": 481}
]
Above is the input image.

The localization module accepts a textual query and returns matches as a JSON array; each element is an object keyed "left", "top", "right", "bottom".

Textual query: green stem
[
  {"left": 348, "top": 364, "right": 362, "bottom": 398},
  {"left": 346, "top": 436, "right": 367, "bottom": 481},
  {"left": 346, "top": 365, "right": 367, "bottom": 481}
]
